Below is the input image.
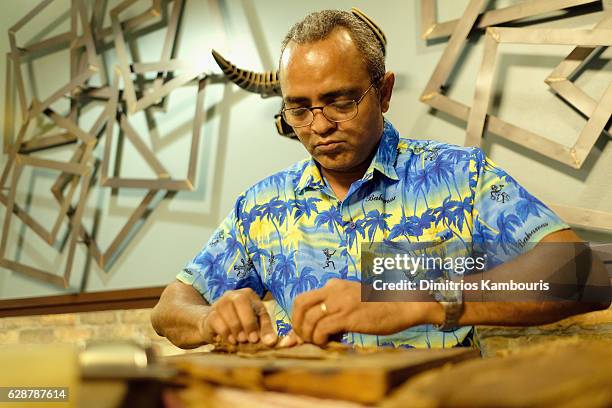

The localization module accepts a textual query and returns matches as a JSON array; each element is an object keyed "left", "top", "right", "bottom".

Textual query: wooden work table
[
  {"left": 2, "top": 306, "right": 610, "bottom": 407},
  {"left": 75, "top": 337, "right": 612, "bottom": 408}
]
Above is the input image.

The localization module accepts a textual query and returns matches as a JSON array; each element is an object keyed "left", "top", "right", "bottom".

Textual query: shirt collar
[
  {"left": 295, "top": 120, "right": 400, "bottom": 194},
  {"left": 296, "top": 159, "right": 325, "bottom": 193},
  {"left": 363, "top": 120, "right": 400, "bottom": 182}
]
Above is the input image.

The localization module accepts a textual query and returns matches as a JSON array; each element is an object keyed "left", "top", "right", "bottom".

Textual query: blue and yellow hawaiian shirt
[{"left": 177, "top": 120, "right": 568, "bottom": 348}]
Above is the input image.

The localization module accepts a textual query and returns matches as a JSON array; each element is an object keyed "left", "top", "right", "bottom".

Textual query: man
[{"left": 151, "top": 10, "right": 610, "bottom": 349}]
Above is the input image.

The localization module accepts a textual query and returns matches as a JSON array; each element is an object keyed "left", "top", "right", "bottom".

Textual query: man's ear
[{"left": 379, "top": 72, "right": 395, "bottom": 113}]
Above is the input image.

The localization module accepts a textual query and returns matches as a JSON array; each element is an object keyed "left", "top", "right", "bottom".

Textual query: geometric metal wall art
[
  {"left": 1, "top": 0, "right": 103, "bottom": 287},
  {"left": 420, "top": 0, "right": 602, "bottom": 40},
  {"left": 549, "top": 203, "right": 612, "bottom": 232},
  {"left": 2, "top": 0, "right": 610, "bottom": 290},
  {"left": 545, "top": 12, "right": 612, "bottom": 127},
  {"left": 0, "top": 116, "right": 94, "bottom": 287},
  {"left": 420, "top": 0, "right": 612, "bottom": 232},
  {"left": 99, "top": 72, "right": 207, "bottom": 191},
  {"left": 467, "top": 26, "right": 612, "bottom": 165},
  {"left": 0, "top": 4, "right": 387, "bottom": 291},
  {"left": 0, "top": 0, "right": 214, "bottom": 287}
]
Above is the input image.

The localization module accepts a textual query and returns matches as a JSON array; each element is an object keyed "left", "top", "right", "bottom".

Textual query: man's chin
[{"left": 315, "top": 158, "right": 355, "bottom": 173}]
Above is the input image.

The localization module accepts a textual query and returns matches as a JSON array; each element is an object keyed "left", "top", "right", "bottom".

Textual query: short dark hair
[{"left": 280, "top": 10, "right": 385, "bottom": 83}]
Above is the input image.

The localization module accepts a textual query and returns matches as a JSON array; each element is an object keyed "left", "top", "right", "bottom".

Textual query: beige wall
[{"left": 0, "top": 0, "right": 611, "bottom": 299}]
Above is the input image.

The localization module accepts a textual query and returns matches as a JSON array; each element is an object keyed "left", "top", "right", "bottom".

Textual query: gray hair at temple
[{"left": 280, "top": 9, "right": 386, "bottom": 84}]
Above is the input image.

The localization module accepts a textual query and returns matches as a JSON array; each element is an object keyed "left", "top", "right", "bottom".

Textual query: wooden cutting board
[{"left": 165, "top": 345, "right": 479, "bottom": 404}]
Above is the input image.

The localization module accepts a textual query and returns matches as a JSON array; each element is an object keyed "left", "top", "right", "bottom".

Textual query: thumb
[
  {"left": 252, "top": 299, "right": 277, "bottom": 346},
  {"left": 278, "top": 330, "right": 304, "bottom": 348}
]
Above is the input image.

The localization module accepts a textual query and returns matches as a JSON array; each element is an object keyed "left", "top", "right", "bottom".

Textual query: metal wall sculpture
[
  {"left": 0, "top": 0, "right": 212, "bottom": 287},
  {"left": 420, "top": 0, "right": 602, "bottom": 40},
  {"left": 2, "top": 1, "right": 610, "bottom": 289},
  {"left": 420, "top": 0, "right": 612, "bottom": 232}
]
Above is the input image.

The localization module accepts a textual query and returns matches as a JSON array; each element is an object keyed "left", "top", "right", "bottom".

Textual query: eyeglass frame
[{"left": 281, "top": 82, "right": 377, "bottom": 128}]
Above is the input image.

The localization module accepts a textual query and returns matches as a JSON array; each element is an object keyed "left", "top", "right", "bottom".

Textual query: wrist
[
  {"left": 398, "top": 302, "right": 444, "bottom": 327},
  {"left": 197, "top": 308, "right": 214, "bottom": 344},
  {"left": 424, "top": 301, "right": 445, "bottom": 326}
]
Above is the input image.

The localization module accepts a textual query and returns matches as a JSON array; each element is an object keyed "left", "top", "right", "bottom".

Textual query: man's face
[{"left": 280, "top": 28, "right": 391, "bottom": 173}]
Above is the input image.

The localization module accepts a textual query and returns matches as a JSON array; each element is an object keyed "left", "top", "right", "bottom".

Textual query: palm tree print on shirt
[{"left": 179, "top": 121, "right": 569, "bottom": 349}]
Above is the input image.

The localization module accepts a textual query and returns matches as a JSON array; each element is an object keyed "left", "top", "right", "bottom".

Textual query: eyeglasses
[{"left": 281, "top": 83, "right": 376, "bottom": 128}]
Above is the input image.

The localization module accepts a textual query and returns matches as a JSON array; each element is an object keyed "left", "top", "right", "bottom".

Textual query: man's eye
[
  {"left": 329, "top": 100, "right": 355, "bottom": 112},
  {"left": 287, "top": 108, "right": 309, "bottom": 118}
]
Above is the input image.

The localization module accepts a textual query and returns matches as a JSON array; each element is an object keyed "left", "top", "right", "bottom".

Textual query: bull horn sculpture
[
  {"left": 211, "top": 49, "right": 294, "bottom": 138},
  {"left": 211, "top": 49, "right": 281, "bottom": 98}
]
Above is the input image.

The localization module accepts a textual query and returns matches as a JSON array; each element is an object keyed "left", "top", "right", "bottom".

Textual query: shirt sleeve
[
  {"left": 470, "top": 148, "right": 570, "bottom": 267},
  {"left": 176, "top": 193, "right": 266, "bottom": 303}
]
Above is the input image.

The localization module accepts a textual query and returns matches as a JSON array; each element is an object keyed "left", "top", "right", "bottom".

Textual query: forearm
[
  {"left": 426, "top": 300, "right": 602, "bottom": 327},
  {"left": 151, "top": 281, "right": 213, "bottom": 349},
  {"left": 152, "top": 282, "right": 280, "bottom": 348},
  {"left": 152, "top": 303, "right": 212, "bottom": 349},
  {"left": 425, "top": 234, "right": 610, "bottom": 327}
]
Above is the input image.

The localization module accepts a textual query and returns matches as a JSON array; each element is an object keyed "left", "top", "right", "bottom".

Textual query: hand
[
  {"left": 277, "top": 330, "right": 304, "bottom": 348},
  {"left": 291, "top": 279, "right": 434, "bottom": 345},
  {"left": 200, "top": 287, "right": 278, "bottom": 346}
]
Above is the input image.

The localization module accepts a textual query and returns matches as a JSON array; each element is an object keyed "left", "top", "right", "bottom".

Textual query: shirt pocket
[
  {"left": 384, "top": 227, "right": 465, "bottom": 269},
  {"left": 387, "top": 227, "right": 454, "bottom": 246},
  {"left": 381, "top": 228, "right": 470, "bottom": 282}
]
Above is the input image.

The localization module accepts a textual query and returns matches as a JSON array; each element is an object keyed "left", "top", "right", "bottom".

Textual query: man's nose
[{"left": 310, "top": 108, "right": 336, "bottom": 134}]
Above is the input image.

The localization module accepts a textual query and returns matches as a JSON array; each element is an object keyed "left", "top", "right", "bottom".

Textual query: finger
[
  {"left": 232, "top": 294, "right": 259, "bottom": 343},
  {"left": 251, "top": 297, "right": 278, "bottom": 346},
  {"left": 205, "top": 310, "right": 231, "bottom": 344},
  {"left": 215, "top": 302, "right": 242, "bottom": 344},
  {"left": 299, "top": 302, "right": 328, "bottom": 342},
  {"left": 292, "top": 288, "right": 328, "bottom": 336},
  {"left": 312, "top": 316, "right": 343, "bottom": 346},
  {"left": 278, "top": 332, "right": 297, "bottom": 348},
  {"left": 278, "top": 330, "right": 304, "bottom": 348}
]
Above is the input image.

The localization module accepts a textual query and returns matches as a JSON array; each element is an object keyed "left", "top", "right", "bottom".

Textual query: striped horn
[
  {"left": 211, "top": 49, "right": 281, "bottom": 98},
  {"left": 351, "top": 8, "right": 387, "bottom": 56}
]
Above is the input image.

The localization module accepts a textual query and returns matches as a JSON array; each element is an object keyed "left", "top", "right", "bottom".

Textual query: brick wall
[
  {"left": 1, "top": 306, "right": 610, "bottom": 357},
  {"left": 0, "top": 309, "right": 189, "bottom": 356}
]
